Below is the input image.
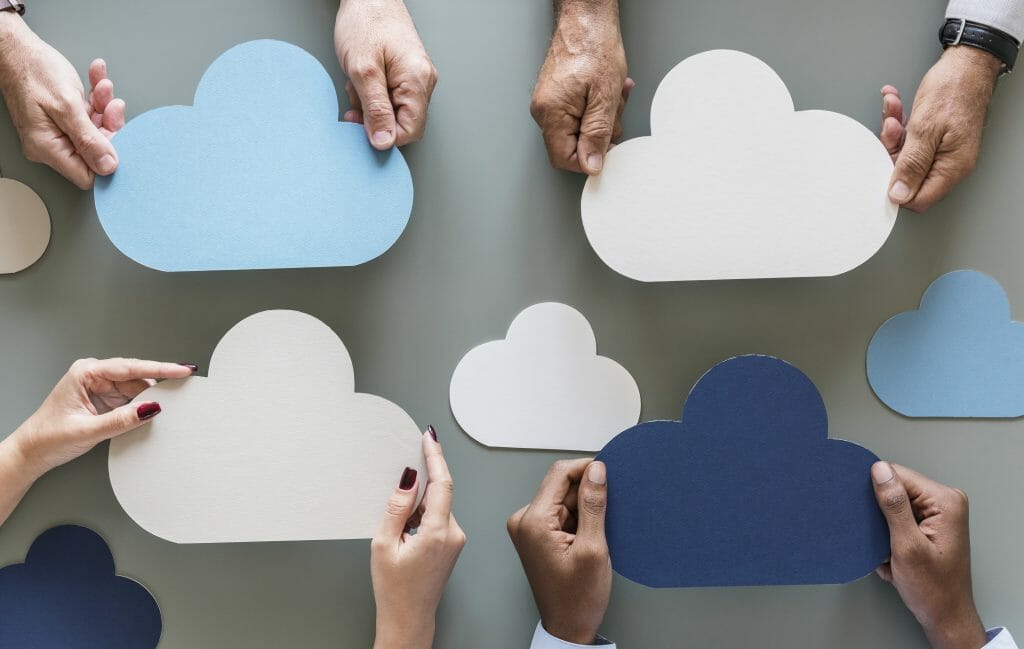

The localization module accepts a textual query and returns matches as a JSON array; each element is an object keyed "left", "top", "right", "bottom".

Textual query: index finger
[
  {"left": 87, "top": 358, "right": 196, "bottom": 382},
  {"left": 539, "top": 112, "right": 583, "bottom": 173},
  {"left": 419, "top": 428, "right": 454, "bottom": 529},
  {"left": 891, "top": 464, "right": 950, "bottom": 503},
  {"left": 529, "top": 458, "right": 592, "bottom": 511}
]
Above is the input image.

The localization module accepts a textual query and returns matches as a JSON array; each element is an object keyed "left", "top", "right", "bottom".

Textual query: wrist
[
  {"left": 0, "top": 10, "right": 28, "bottom": 88},
  {"left": 942, "top": 45, "right": 1003, "bottom": 85},
  {"left": 373, "top": 612, "right": 434, "bottom": 649},
  {"left": 921, "top": 603, "right": 988, "bottom": 649},
  {"left": 556, "top": 0, "right": 619, "bottom": 27},
  {"left": 0, "top": 430, "right": 43, "bottom": 490}
]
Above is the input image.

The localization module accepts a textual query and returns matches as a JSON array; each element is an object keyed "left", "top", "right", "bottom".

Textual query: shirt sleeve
[
  {"left": 946, "top": 0, "right": 1024, "bottom": 43},
  {"left": 984, "top": 628, "right": 1019, "bottom": 649},
  {"left": 529, "top": 622, "right": 616, "bottom": 649}
]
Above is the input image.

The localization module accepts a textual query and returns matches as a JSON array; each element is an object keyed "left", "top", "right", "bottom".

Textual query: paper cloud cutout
[
  {"left": 0, "top": 525, "right": 161, "bottom": 648},
  {"left": 108, "top": 310, "right": 426, "bottom": 543},
  {"left": 597, "top": 355, "right": 888, "bottom": 587},
  {"left": 449, "top": 303, "right": 640, "bottom": 451},
  {"left": 867, "top": 270, "right": 1024, "bottom": 417},
  {"left": 581, "top": 50, "right": 898, "bottom": 282},
  {"left": 94, "top": 40, "right": 413, "bottom": 272},
  {"left": 0, "top": 178, "right": 50, "bottom": 274}
]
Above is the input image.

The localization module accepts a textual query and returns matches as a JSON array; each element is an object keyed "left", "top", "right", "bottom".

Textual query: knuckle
[
  {"left": 883, "top": 489, "right": 909, "bottom": 513},
  {"left": 369, "top": 536, "right": 388, "bottom": 553},
  {"left": 581, "top": 491, "right": 606, "bottom": 515},
  {"left": 349, "top": 60, "right": 382, "bottom": 82},
  {"left": 365, "top": 99, "right": 393, "bottom": 120},
  {"left": 581, "top": 118, "right": 614, "bottom": 142},
  {"left": 383, "top": 496, "right": 409, "bottom": 519}
]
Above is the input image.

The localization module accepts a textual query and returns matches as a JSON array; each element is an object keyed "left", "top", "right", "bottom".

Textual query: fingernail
[
  {"left": 137, "top": 402, "right": 162, "bottom": 421},
  {"left": 373, "top": 130, "right": 392, "bottom": 146},
  {"left": 427, "top": 425, "right": 438, "bottom": 443},
  {"left": 399, "top": 467, "right": 417, "bottom": 491},
  {"left": 587, "top": 153, "right": 603, "bottom": 173},
  {"left": 588, "top": 461, "right": 606, "bottom": 485},
  {"left": 97, "top": 154, "right": 117, "bottom": 174},
  {"left": 889, "top": 181, "right": 911, "bottom": 202},
  {"left": 177, "top": 363, "right": 199, "bottom": 373},
  {"left": 872, "top": 462, "right": 895, "bottom": 485}
]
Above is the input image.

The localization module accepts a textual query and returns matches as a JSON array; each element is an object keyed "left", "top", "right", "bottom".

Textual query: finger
[
  {"left": 347, "top": 60, "right": 397, "bottom": 149},
  {"left": 539, "top": 112, "right": 582, "bottom": 173},
  {"left": 420, "top": 427, "right": 454, "bottom": 529},
  {"left": 875, "top": 561, "right": 894, "bottom": 583},
  {"left": 902, "top": 172, "right": 960, "bottom": 214},
  {"left": 576, "top": 87, "right": 618, "bottom": 175},
  {"left": 530, "top": 458, "right": 592, "bottom": 511},
  {"left": 888, "top": 123, "right": 940, "bottom": 206},
  {"left": 871, "top": 461, "right": 927, "bottom": 545},
  {"left": 88, "top": 59, "right": 108, "bottom": 90},
  {"left": 375, "top": 467, "right": 419, "bottom": 541},
  {"left": 506, "top": 505, "right": 528, "bottom": 540},
  {"left": 50, "top": 104, "right": 119, "bottom": 176},
  {"left": 90, "top": 78, "right": 114, "bottom": 114},
  {"left": 79, "top": 400, "right": 162, "bottom": 443},
  {"left": 612, "top": 77, "right": 634, "bottom": 143},
  {"left": 31, "top": 133, "right": 94, "bottom": 190},
  {"left": 114, "top": 378, "right": 156, "bottom": 400},
  {"left": 101, "top": 98, "right": 126, "bottom": 135},
  {"left": 880, "top": 117, "right": 905, "bottom": 159},
  {"left": 574, "top": 461, "right": 608, "bottom": 547},
  {"left": 394, "top": 93, "right": 429, "bottom": 147},
  {"left": 81, "top": 358, "right": 195, "bottom": 383},
  {"left": 888, "top": 464, "right": 950, "bottom": 504},
  {"left": 343, "top": 81, "right": 364, "bottom": 124}
]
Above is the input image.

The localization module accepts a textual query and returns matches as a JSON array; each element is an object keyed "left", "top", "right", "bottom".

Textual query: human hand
[
  {"left": 531, "top": 0, "right": 632, "bottom": 175},
  {"left": 334, "top": 0, "right": 437, "bottom": 150},
  {"left": 507, "top": 459, "right": 611, "bottom": 645},
  {"left": 880, "top": 46, "right": 1002, "bottom": 213},
  {"left": 871, "top": 462, "right": 987, "bottom": 649},
  {"left": 371, "top": 428, "right": 465, "bottom": 649},
  {"left": 9, "top": 358, "right": 195, "bottom": 480},
  {"left": 0, "top": 13, "right": 125, "bottom": 189}
]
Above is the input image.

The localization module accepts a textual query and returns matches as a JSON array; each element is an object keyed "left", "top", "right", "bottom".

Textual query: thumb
[
  {"left": 574, "top": 461, "right": 608, "bottom": 547},
  {"left": 871, "top": 461, "right": 925, "bottom": 545},
  {"left": 52, "top": 106, "right": 119, "bottom": 176},
  {"left": 576, "top": 89, "right": 617, "bottom": 175},
  {"left": 349, "top": 61, "right": 396, "bottom": 150},
  {"left": 375, "top": 467, "right": 419, "bottom": 541},
  {"left": 888, "top": 125, "right": 939, "bottom": 205},
  {"left": 80, "top": 401, "right": 161, "bottom": 443}
]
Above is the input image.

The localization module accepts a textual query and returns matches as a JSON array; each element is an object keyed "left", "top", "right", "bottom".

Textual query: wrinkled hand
[
  {"left": 508, "top": 459, "right": 611, "bottom": 645},
  {"left": 0, "top": 14, "right": 125, "bottom": 189},
  {"left": 880, "top": 46, "right": 1001, "bottom": 213},
  {"left": 532, "top": 0, "right": 632, "bottom": 175},
  {"left": 372, "top": 429, "right": 465, "bottom": 649},
  {"left": 10, "top": 358, "right": 195, "bottom": 479},
  {"left": 335, "top": 0, "right": 437, "bottom": 150},
  {"left": 872, "top": 462, "right": 987, "bottom": 649}
]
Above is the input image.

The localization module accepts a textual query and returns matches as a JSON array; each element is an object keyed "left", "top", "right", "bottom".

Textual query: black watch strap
[
  {"left": 0, "top": 0, "right": 24, "bottom": 15},
  {"left": 940, "top": 18, "right": 1020, "bottom": 74}
]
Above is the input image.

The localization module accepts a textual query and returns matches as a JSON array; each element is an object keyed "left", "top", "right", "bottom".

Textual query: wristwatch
[
  {"left": 0, "top": 0, "right": 24, "bottom": 15},
  {"left": 940, "top": 18, "right": 1020, "bottom": 74}
]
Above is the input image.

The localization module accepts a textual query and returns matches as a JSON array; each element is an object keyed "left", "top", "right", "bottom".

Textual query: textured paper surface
[
  {"left": 0, "top": 525, "right": 161, "bottom": 648},
  {"left": 868, "top": 270, "right": 1024, "bottom": 417},
  {"left": 597, "top": 355, "right": 888, "bottom": 587},
  {"left": 108, "top": 310, "right": 426, "bottom": 543},
  {"left": 94, "top": 40, "right": 413, "bottom": 272},
  {"left": 449, "top": 303, "right": 640, "bottom": 451},
  {"left": 581, "top": 50, "right": 898, "bottom": 282},
  {"left": 0, "top": 178, "right": 50, "bottom": 274}
]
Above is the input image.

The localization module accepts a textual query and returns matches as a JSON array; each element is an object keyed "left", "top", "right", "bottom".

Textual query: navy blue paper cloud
[
  {"left": 0, "top": 525, "right": 162, "bottom": 648},
  {"left": 597, "top": 355, "right": 889, "bottom": 588}
]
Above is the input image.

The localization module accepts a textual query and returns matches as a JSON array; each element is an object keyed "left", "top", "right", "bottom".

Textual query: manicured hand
[
  {"left": 9, "top": 358, "right": 195, "bottom": 479},
  {"left": 371, "top": 428, "right": 465, "bottom": 649},
  {"left": 0, "top": 13, "right": 125, "bottom": 189},
  {"left": 334, "top": 0, "right": 437, "bottom": 150},
  {"left": 507, "top": 459, "right": 611, "bottom": 645},
  {"left": 872, "top": 462, "right": 988, "bottom": 649},
  {"left": 531, "top": 0, "right": 632, "bottom": 175},
  {"left": 880, "top": 46, "right": 1002, "bottom": 213}
]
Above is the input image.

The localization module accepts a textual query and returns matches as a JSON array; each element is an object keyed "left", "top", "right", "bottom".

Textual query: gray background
[{"left": 0, "top": 0, "right": 1021, "bottom": 647}]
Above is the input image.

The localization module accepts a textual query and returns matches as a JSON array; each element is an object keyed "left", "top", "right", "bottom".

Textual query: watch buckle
[{"left": 951, "top": 18, "right": 967, "bottom": 46}]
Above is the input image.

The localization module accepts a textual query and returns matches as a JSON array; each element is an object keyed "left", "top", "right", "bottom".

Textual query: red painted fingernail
[
  {"left": 137, "top": 402, "right": 161, "bottom": 420},
  {"left": 399, "top": 467, "right": 417, "bottom": 491},
  {"left": 177, "top": 363, "right": 199, "bottom": 373},
  {"left": 427, "top": 425, "right": 438, "bottom": 442}
]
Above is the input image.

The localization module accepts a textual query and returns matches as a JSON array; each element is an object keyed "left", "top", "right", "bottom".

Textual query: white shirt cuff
[
  {"left": 984, "top": 628, "right": 1019, "bottom": 649},
  {"left": 947, "top": 0, "right": 1024, "bottom": 43},
  {"left": 529, "top": 622, "right": 615, "bottom": 649}
]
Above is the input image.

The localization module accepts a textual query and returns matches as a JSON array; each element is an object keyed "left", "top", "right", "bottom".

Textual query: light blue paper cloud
[
  {"left": 867, "top": 270, "right": 1024, "bottom": 417},
  {"left": 94, "top": 40, "right": 413, "bottom": 272}
]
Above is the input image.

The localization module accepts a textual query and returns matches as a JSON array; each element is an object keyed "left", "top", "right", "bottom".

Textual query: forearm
[
  {"left": 554, "top": 0, "right": 618, "bottom": 22},
  {"left": 0, "top": 432, "right": 41, "bottom": 527},
  {"left": 0, "top": 10, "right": 30, "bottom": 90}
]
